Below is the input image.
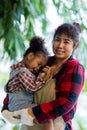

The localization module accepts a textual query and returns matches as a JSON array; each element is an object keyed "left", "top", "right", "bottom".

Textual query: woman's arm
[{"left": 32, "top": 60, "right": 85, "bottom": 123}]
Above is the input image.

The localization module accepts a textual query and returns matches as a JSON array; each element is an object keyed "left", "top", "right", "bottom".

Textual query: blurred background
[{"left": 0, "top": 0, "right": 87, "bottom": 130}]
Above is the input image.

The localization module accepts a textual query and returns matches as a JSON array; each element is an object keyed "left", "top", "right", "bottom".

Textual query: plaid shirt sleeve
[
  {"left": 32, "top": 59, "right": 85, "bottom": 124},
  {"left": 18, "top": 71, "right": 46, "bottom": 92},
  {"left": 1, "top": 94, "right": 9, "bottom": 111}
]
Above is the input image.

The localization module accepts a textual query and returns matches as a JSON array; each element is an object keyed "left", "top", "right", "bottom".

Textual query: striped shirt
[{"left": 6, "top": 62, "right": 45, "bottom": 93}]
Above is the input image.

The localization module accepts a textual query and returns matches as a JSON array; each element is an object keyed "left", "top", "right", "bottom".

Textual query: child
[
  {"left": 2, "top": 37, "right": 46, "bottom": 119},
  {"left": 2, "top": 36, "right": 56, "bottom": 130},
  {"left": 4, "top": 36, "right": 49, "bottom": 112}
]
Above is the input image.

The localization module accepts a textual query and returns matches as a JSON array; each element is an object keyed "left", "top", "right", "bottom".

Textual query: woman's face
[{"left": 53, "top": 33, "right": 77, "bottom": 60}]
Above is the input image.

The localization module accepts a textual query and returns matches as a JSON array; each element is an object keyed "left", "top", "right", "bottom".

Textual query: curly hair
[{"left": 24, "top": 36, "right": 49, "bottom": 58}]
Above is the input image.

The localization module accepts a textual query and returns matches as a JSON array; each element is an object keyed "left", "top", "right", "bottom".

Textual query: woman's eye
[
  {"left": 54, "top": 38, "right": 60, "bottom": 41},
  {"left": 64, "top": 41, "right": 69, "bottom": 44}
]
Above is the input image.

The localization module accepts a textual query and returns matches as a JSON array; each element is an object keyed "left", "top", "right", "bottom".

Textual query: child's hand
[
  {"left": 38, "top": 66, "right": 51, "bottom": 80},
  {"left": 38, "top": 72, "right": 46, "bottom": 79},
  {"left": 42, "top": 66, "right": 53, "bottom": 81},
  {"left": 42, "top": 64, "right": 62, "bottom": 81},
  {"left": 39, "top": 64, "right": 62, "bottom": 81},
  {"left": 42, "top": 66, "right": 50, "bottom": 72}
]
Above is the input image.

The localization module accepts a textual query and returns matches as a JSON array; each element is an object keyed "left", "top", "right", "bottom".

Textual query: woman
[{"left": 1, "top": 23, "right": 85, "bottom": 130}]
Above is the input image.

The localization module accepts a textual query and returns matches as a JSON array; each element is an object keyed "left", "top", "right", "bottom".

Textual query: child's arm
[{"left": 18, "top": 70, "right": 46, "bottom": 92}]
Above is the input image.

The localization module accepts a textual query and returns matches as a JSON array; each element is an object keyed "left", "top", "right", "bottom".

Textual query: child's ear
[{"left": 27, "top": 52, "right": 34, "bottom": 61}]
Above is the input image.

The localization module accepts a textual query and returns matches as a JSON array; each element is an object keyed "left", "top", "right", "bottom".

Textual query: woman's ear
[{"left": 73, "top": 42, "right": 79, "bottom": 50}]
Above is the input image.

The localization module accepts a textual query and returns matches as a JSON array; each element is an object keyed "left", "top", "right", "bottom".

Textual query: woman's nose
[{"left": 58, "top": 41, "right": 64, "bottom": 48}]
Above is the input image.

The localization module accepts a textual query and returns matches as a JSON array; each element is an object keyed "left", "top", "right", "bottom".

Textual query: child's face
[
  {"left": 53, "top": 33, "right": 77, "bottom": 60},
  {"left": 27, "top": 53, "right": 47, "bottom": 73}
]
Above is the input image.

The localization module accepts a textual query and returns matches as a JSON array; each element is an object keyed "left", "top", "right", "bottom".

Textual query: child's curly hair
[{"left": 24, "top": 36, "right": 49, "bottom": 58}]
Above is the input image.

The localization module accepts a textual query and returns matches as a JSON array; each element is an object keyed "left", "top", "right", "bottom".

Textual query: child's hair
[
  {"left": 24, "top": 36, "right": 49, "bottom": 58},
  {"left": 53, "top": 22, "right": 82, "bottom": 43}
]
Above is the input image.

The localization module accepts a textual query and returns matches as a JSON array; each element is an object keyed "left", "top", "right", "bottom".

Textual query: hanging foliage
[
  {"left": 0, "top": 0, "right": 48, "bottom": 60},
  {"left": 0, "top": 0, "right": 87, "bottom": 66}
]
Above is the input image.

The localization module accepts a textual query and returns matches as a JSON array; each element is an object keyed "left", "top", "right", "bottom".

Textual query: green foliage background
[{"left": 0, "top": 0, "right": 87, "bottom": 130}]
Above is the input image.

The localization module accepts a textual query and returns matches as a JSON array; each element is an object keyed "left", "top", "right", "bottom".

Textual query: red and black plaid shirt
[
  {"left": 6, "top": 62, "right": 45, "bottom": 93},
  {"left": 32, "top": 56, "right": 85, "bottom": 130}
]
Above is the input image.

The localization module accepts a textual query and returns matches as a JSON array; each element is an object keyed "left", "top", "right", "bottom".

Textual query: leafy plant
[
  {"left": 0, "top": 0, "right": 48, "bottom": 60},
  {"left": 0, "top": 0, "right": 87, "bottom": 130}
]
